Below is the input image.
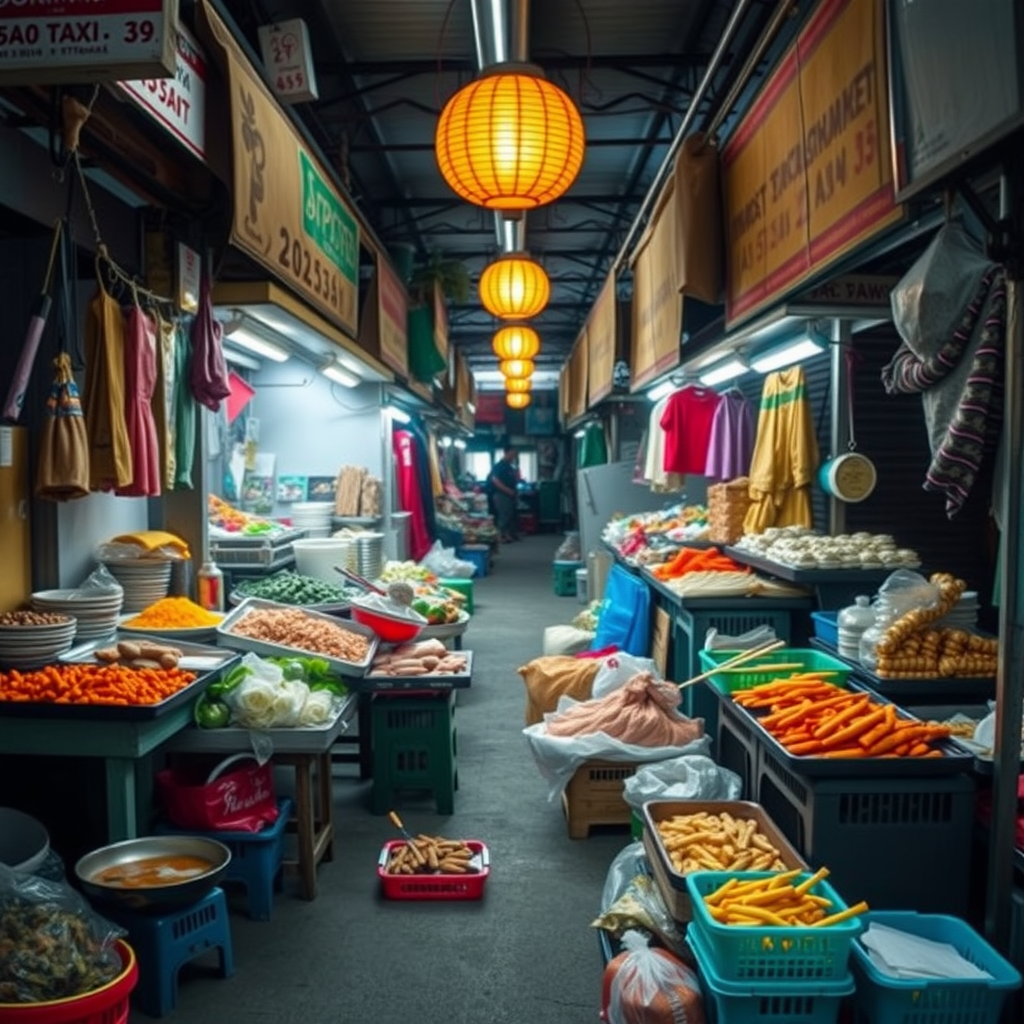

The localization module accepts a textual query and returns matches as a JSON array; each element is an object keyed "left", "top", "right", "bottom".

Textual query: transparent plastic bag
[
  {"left": 421, "top": 540, "right": 475, "bottom": 579},
  {"left": 601, "top": 841, "right": 649, "bottom": 912},
  {"left": 94, "top": 541, "right": 185, "bottom": 562},
  {"left": 877, "top": 569, "right": 940, "bottom": 617},
  {"left": 0, "top": 863, "right": 125, "bottom": 1003},
  {"left": 76, "top": 563, "right": 123, "bottom": 596},
  {"left": 592, "top": 653, "right": 661, "bottom": 699},
  {"left": 592, "top": 875, "right": 685, "bottom": 956},
  {"left": 622, "top": 754, "right": 742, "bottom": 810}
]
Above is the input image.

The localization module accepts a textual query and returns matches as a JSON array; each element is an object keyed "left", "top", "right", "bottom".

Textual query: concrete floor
[{"left": 131, "top": 533, "right": 627, "bottom": 1023}]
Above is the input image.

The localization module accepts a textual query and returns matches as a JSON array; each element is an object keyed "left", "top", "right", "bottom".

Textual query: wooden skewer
[
  {"left": 677, "top": 639, "right": 786, "bottom": 691},
  {"left": 713, "top": 662, "right": 807, "bottom": 674}
]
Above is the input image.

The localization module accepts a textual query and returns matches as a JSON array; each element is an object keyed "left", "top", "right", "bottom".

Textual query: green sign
[{"left": 300, "top": 150, "right": 358, "bottom": 283}]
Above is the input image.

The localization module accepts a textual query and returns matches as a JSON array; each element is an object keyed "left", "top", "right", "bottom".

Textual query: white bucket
[
  {"left": 292, "top": 538, "right": 353, "bottom": 582},
  {"left": 0, "top": 807, "right": 50, "bottom": 873}
]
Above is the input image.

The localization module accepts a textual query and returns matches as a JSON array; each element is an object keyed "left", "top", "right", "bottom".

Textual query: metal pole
[{"left": 828, "top": 319, "right": 850, "bottom": 536}]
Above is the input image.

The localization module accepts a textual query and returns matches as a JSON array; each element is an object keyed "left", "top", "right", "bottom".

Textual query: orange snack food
[{"left": 0, "top": 663, "right": 197, "bottom": 706}]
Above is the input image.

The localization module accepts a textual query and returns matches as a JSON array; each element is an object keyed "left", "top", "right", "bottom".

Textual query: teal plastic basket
[
  {"left": 685, "top": 870, "right": 865, "bottom": 983},
  {"left": 689, "top": 924, "right": 854, "bottom": 1024},
  {"left": 698, "top": 648, "right": 853, "bottom": 697},
  {"left": 850, "top": 911, "right": 1021, "bottom": 1024}
]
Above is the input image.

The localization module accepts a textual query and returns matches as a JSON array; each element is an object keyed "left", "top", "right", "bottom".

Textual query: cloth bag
[
  {"left": 156, "top": 753, "right": 279, "bottom": 833},
  {"left": 35, "top": 352, "right": 90, "bottom": 501}
]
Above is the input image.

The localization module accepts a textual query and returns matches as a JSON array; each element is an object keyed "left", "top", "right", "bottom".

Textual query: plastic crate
[
  {"left": 685, "top": 870, "right": 863, "bottom": 983},
  {"left": 756, "top": 743, "right": 975, "bottom": 916},
  {"left": 850, "top": 911, "right": 1022, "bottom": 1024},
  {"left": 553, "top": 559, "right": 583, "bottom": 596},
  {"left": 810, "top": 611, "right": 839, "bottom": 648},
  {"left": 698, "top": 648, "right": 854, "bottom": 696},
  {"left": 561, "top": 759, "right": 637, "bottom": 838},
  {"left": 689, "top": 924, "right": 854, "bottom": 1024},
  {"left": 716, "top": 698, "right": 760, "bottom": 798},
  {"left": 377, "top": 840, "right": 489, "bottom": 900}
]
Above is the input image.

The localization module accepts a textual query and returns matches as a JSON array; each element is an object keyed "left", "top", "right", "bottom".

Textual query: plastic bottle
[
  {"left": 197, "top": 559, "right": 225, "bottom": 612},
  {"left": 858, "top": 598, "right": 893, "bottom": 672},
  {"left": 837, "top": 595, "right": 874, "bottom": 660}
]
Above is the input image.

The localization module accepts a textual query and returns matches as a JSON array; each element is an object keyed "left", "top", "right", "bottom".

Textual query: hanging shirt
[
  {"left": 578, "top": 422, "right": 608, "bottom": 467},
  {"left": 705, "top": 391, "right": 755, "bottom": 481},
  {"left": 642, "top": 396, "right": 685, "bottom": 493},
  {"left": 660, "top": 385, "right": 722, "bottom": 475},
  {"left": 117, "top": 305, "right": 162, "bottom": 497},
  {"left": 744, "top": 367, "right": 819, "bottom": 534},
  {"left": 393, "top": 428, "right": 433, "bottom": 561},
  {"left": 173, "top": 318, "right": 197, "bottom": 490}
]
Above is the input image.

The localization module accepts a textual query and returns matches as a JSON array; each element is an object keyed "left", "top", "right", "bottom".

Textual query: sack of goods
[{"left": 706, "top": 478, "right": 751, "bottom": 546}]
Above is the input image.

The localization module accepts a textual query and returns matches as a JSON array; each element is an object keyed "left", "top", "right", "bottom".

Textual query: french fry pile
[
  {"left": 383, "top": 835, "right": 479, "bottom": 875},
  {"left": 733, "top": 677, "right": 953, "bottom": 759},
  {"left": 701, "top": 867, "right": 868, "bottom": 928},
  {"left": 654, "top": 811, "right": 789, "bottom": 874}
]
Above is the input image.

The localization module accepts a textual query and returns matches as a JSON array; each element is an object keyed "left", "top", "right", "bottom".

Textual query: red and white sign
[
  {"left": 257, "top": 17, "right": 317, "bottom": 104},
  {"left": 119, "top": 21, "right": 205, "bottom": 161},
  {"left": 0, "top": 0, "right": 176, "bottom": 83}
]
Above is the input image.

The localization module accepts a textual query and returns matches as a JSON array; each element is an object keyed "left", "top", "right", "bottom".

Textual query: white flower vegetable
[{"left": 298, "top": 690, "right": 335, "bottom": 726}]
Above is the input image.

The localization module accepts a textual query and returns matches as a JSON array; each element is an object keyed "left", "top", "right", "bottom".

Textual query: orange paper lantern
[
  {"left": 492, "top": 325, "right": 540, "bottom": 361},
  {"left": 499, "top": 358, "right": 535, "bottom": 379},
  {"left": 505, "top": 377, "right": 532, "bottom": 393},
  {"left": 480, "top": 255, "right": 550, "bottom": 320},
  {"left": 435, "top": 64, "right": 586, "bottom": 211},
  {"left": 506, "top": 392, "right": 531, "bottom": 409}
]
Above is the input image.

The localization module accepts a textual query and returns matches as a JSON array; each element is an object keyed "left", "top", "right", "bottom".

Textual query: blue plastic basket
[
  {"left": 689, "top": 924, "right": 853, "bottom": 1024},
  {"left": 850, "top": 911, "right": 1022, "bottom": 1024},
  {"left": 810, "top": 611, "right": 839, "bottom": 648},
  {"left": 685, "top": 870, "right": 865, "bottom": 983}
]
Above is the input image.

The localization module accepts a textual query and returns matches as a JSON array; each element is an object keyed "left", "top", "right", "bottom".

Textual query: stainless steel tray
[
  {"left": 61, "top": 633, "right": 238, "bottom": 672},
  {"left": 358, "top": 650, "right": 473, "bottom": 691},
  {"left": 216, "top": 597, "right": 378, "bottom": 677}
]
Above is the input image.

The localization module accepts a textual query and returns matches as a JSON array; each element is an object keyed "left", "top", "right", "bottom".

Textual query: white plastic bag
[
  {"left": 421, "top": 539, "right": 475, "bottom": 578},
  {"left": 592, "top": 652, "right": 661, "bottom": 698},
  {"left": 542, "top": 624, "right": 595, "bottom": 656},
  {"left": 622, "top": 754, "right": 742, "bottom": 810}
]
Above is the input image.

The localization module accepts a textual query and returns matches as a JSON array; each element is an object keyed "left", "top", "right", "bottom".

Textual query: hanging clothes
[
  {"left": 578, "top": 421, "right": 608, "bottom": 467},
  {"left": 743, "top": 367, "right": 819, "bottom": 534},
  {"left": 705, "top": 390, "right": 754, "bottom": 481},
  {"left": 173, "top": 317, "right": 197, "bottom": 489},
  {"left": 82, "top": 282, "right": 133, "bottom": 491},
  {"left": 393, "top": 428, "right": 433, "bottom": 561},
  {"left": 116, "top": 303, "right": 162, "bottom": 497},
  {"left": 189, "top": 272, "right": 231, "bottom": 412},
  {"left": 154, "top": 313, "right": 177, "bottom": 489},
  {"left": 642, "top": 396, "right": 685, "bottom": 493},
  {"left": 659, "top": 384, "right": 722, "bottom": 475}
]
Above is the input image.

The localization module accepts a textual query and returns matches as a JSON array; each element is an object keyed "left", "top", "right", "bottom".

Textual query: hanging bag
[{"left": 35, "top": 353, "right": 91, "bottom": 501}]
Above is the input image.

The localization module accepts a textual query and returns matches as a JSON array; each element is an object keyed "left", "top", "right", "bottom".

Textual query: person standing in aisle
[{"left": 489, "top": 447, "right": 520, "bottom": 543}]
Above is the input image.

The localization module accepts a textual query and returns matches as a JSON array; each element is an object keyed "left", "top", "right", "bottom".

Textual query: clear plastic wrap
[
  {"left": 621, "top": 754, "right": 742, "bottom": 810},
  {"left": 600, "top": 841, "right": 649, "bottom": 912},
  {"left": 592, "top": 875, "right": 686, "bottom": 956}
]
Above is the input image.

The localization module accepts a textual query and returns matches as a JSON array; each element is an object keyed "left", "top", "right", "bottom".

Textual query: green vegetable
[
  {"left": 207, "top": 663, "right": 252, "bottom": 698},
  {"left": 195, "top": 696, "right": 231, "bottom": 729},
  {"left": 236, "top": 570, "right": 356, "bottom": 607},
  {"left": 309, "top": 679, "right": 346, "bottom": 696},
  {"left": 279, "top": 659, "right": 308, "bottom": 682}
]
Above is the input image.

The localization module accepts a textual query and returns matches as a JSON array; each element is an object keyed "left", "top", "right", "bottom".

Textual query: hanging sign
[
  {"left": 432, "top": 281, "right": 449, "bottom": 369},
  {"left": 118, "top": 20, "right": 205, "bottom": 161},
  {"left": 199, "top": 0, "right": 359, "bottom": 339},
  {"left": 569, "top": 328, "right": 589, "bottom": 421},
  {"left": 586, "top": 273, "right": 617, "bottom": 406},
  {"left": 376, "top": 259, "right": 409, "bottom": 376},
  {"left": 257, "top": 18, "right": 318, "bottom": 104},
  {"left": 722, "top": 0, "right": 902, "bottom": 328},
  {"left": 0, "top": 0, "right": 176, "bottom": 84},
  {"left": 175, "top": 241, "right": 200, "bottom": 313}
]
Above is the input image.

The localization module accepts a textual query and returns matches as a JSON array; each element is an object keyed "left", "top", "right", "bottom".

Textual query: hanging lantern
[
  {"left": 499, "top": 358, "right": 535, "bottom": 380},
  {"left": 435, "top": 63, "right": 586, "bottom": 211},
  {"left": 480, "top": 254, "right": 550, "bottom": 319},
  {"left": 492, "top": 324, "right": 540, "bottom": 361},
  {"left": 505, "top": 377, "right": 532, "bottom": 393},
  {"left": 506, "top": 392, "right": 531, "bottom": 409}
]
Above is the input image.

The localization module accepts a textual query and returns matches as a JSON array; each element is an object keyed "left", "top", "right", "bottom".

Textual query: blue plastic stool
[
  {"left": 456, "top": 544, "right": 490, "bottom": 577},
  {"left": 105, "top": 887, "right": 234, "bottom": 1018},
  {"left": 153, "top": 798, "right": 292, "bottom": 921}
]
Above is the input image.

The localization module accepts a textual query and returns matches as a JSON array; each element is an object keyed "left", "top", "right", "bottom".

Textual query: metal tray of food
[
  {"left": 357, "top": 650, "right": 473, "bottom": 692},
  {"left": 216, "top": 597, "right": 378, "bottom": 677},
  {"left": 724, "top": 547, "right": 894, "bottom": 585},
  {"left": 60, "top": 633, "right": 238, "bottom": 672}
]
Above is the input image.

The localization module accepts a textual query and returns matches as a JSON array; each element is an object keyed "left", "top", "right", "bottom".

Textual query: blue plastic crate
[
  {"left": 850, "top": 911, "right": 1022, "bottom": 1024},
  {"left": 810, "top": 611, "right": 839, "bottom": 648},
  {"left": 689, "top": 924, "right": 853, "bottom": 1024}
]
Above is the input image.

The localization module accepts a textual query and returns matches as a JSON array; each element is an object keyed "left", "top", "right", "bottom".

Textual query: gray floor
[{"left": 134, "top": 533, "right": 627, "bottom": 1023}]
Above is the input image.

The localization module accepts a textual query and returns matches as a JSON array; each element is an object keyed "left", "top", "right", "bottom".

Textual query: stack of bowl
[
  {"left": 355, "top": 533, "right": 385, "bottom": 582},
  {"left": 0, "top": 610, "right": 78, "bottom": 668},
  {"left": 290, "top": 502, "right": 333, "bottom": 538},
  {"left": 102, "top": 559, "right": 173, "bottom": 613},
  {"left": 32, "top": 587, "right": 124, "bottom": 643}
]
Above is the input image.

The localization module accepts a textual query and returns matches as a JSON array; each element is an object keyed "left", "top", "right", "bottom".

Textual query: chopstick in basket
[{"left": 677, "top": 639, "right": 786, "bottom": 691}]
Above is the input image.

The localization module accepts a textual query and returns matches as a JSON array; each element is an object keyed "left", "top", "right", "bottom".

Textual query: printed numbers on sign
[
  {"left": 278, "top": 227, "right": 341, "bottom": 312},
  {"left": 276, "top": 72, "right": 305, "bottom": 92},
  {"left": 853, "top": 120, "right": 876, "bottom": 176},
  {"left": 124, "top": 20, "right": 156, "bottom": 44}
]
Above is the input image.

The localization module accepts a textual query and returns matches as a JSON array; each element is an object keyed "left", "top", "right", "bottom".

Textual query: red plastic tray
[{"left": 377, "top": 840, "right": 489, "bottom": 900}]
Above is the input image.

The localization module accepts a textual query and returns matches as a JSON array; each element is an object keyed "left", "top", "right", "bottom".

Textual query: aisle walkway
[{"left": 144, "top": 534, "right": 627, "bottom": 1023}]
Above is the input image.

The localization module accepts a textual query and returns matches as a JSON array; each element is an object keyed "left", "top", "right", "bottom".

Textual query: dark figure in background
[{"left": 488, "top": 448, "right": 520, "bottom": 543}]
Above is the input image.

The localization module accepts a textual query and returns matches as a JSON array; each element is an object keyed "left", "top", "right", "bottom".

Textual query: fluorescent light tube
[
  {"left": 647, "top": 379, "right": 676, "bottom": 402},
  {"left": 225, "top": 325, "right": 290, "bottom": 362},
  {"left": 750, "top": 336, "right": 826, "bottom": 374},
  {"left": 222, "top": 348, "right": 261, "bottom": 371},
  {"left": 453, "top": 438, "right": 467, "bottom": 450},
  {"left": 385, "top": 405, "right": 411, "bottom": 424},
  {"left": 441, "top": 436, "right": 453, "bottom": 448},
  {"left": 698, "top": 357, "right": 748, "bottom": 387},
  {"left": 320, "top": 362, "right": 359, "bottom": 388}
]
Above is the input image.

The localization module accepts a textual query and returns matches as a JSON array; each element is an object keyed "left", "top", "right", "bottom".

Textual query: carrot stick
[
  {"left": 813, "top": 695, "right": 872, "bottom": 739},
  {"left": 820, "top": 706, "right": 887, "bottom": 748}
]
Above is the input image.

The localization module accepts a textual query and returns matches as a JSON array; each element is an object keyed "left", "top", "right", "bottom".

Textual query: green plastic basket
[{"left": 698, "top": 648, "right": 853, "bottom": 696}]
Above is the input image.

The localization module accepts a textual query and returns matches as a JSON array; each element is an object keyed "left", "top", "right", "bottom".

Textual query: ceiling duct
[{"left": 470, "top": 0, "right": 529, "bottom": 253}]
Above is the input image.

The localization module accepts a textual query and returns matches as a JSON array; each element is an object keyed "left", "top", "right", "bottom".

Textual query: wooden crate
[{"left": 561, "top": 759, "right": 638, "bottom": 839}]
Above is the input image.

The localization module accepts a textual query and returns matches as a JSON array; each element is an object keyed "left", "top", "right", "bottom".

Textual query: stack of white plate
[
  {"left": 102, "top": 560, "right": 173, "bottom": 613},
  {"left": 0, "top": 614, "right": 78, "bottom": 669},
  {"left": 936, "top": 591, "right": 980, "bottom": 632},
  {"left": 32, "top": 588, "right": 124, "bottom": 643},
  {"left": 356, "top": 532, "right": 385, "bottom": 582},
  {"left": 291, "top": 502, "right": 333, "bottom": 538}
]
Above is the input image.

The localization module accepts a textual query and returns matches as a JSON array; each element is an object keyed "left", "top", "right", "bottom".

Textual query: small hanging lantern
[
  {"left": 492, "top": 324, "right": 540, "bottom": 361},
  {"left": 506, "top": 392, "right": 531, "bottom": 409},
  {"left": 505, "top": 377, "right": 532, "bottom": 393},
  {"left": 499, "top": 358, "right": 535, "bottom": 380},
  {"left": 480, "top": 254, "right": 550, "bottom": 320},
  {"left": 435, "top": 63, "right": 586, "bottom": 211}
]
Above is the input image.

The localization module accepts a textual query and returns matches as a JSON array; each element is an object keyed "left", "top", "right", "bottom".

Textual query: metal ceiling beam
[
  {"left": 348, "top": 136, "right": 666, "bottom": 153},
  {"left": 330, "top": 54, "right": 714, "bottom": 75}
]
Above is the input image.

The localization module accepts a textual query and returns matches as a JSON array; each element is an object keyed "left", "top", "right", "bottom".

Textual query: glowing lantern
[
  {"left": 505, "top": 377, "right": 532, "bottom": 393},
  {"left": 499, "top": 358, "right": 535, "bottom": 379},
  {"left": 480, "top": 255, "right": 550, "bottom": 319},
  {"left": 492, "top": 324, "right": 540, "bottom": 361},
  {"left": 506, "top": 392, "right": 531, "bottom": 409}
]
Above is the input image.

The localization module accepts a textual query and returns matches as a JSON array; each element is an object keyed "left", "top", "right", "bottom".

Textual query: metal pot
[{"left": 74, "top": 835, "right": 231, "bottom": 912}]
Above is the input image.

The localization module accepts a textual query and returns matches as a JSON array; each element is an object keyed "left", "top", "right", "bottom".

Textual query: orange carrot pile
[
  {"left": 732, "top": 677, "right": 952, "bottom": 759},
  {"left": 0, "top": 663, "right": 197, "bottom": 706},
  {"left": 650, "top": 546, "right": 749, "bottom": 580}
]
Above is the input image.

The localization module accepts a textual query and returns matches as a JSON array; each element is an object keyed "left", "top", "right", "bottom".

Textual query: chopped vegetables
[
  {"left": 0, "top": 663, "right": 197, "bottom": 705},
  {"left": 650, "top": 546, "right": 749, "bottom": 580},
  {"left": 123, "top": 597, "right": 222, "bottom": 630},
  {"left": 235, "top": 571, "right": 358, "bottom": 607}
]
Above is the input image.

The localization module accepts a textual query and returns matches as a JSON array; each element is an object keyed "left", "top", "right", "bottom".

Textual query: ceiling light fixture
[
  {"left": 222, "top": 348, "right": 261, "bottom": 371},
  {"left": 499, "top": 358, "right": 535, "bottom": 380},
  {"left": 698, "top": 357, "right": 748, "bottom": 387},
  {"left": 223, "top": 323, "right": 290, "bottom": 363},
  {"left": 385, "top": 405, "right": 411, "bottom": 424},
  {"left": 505, "top": 391, "right": 531, "bottom": 409},
  {"left": 319, "top": 361, "right": 360, "bottom": 388},
  {"left": 646, "top": 379, "right": 677, "bottom": 403},
  {"left": 453, "top": 438, "right": 467, "bottom": 449},
  {"left": 750, "top": 334, "right": 827, "bottom": 374},
  {"left": 435, "top": 62, "right": 586, "bottom": 212},
  {"left": 492, "top": 324, "right": 540, "bottom": 361},
  {"left": 479, "top": 254, "right": 550, "bottom": 319},
  {"left": 440, "top": 435, "right": 453, "bottom": 448},
  {"left": 504, "top": 377, "right": 532, "bottom": 393}
]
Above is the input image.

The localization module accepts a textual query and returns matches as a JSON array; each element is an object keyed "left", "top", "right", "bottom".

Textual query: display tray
[
  {"left": 724, "top": 547, "right": 894, "bottom": 584},
  {"left": 228, "top": 590, "right": 352, "bottom": 615},
  {"left": 164, "top": 691, "right": 358, "bottom": 753},
  {"left": 808, "top": 638, "right": 997, "bottom": 701},
  {"left": 1, "top": 637, "right": 236, "bottom": 720},
  {"left": 419, "top": 611, "right": 470, "bottom": 641},
  {"left": 722, "top": 683, "right": 975, "bottom": 777},
  {"left": 216, "top": 597, "right": 378, "bottom": 677},
  {"left": 332, "top": 515, "right": 382, "bottom": 528},
  {"left": 356, "top": 650, "right": 473, "bottom": 691},
  {"left": 117, "top": 621, "right": 222, "bottom": 643},
  {"left": 60, "top": 633, "right": 238, "bottom": 672},
  {"left": 211, "top": 528, "right": 305, "bottom": 568}
]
